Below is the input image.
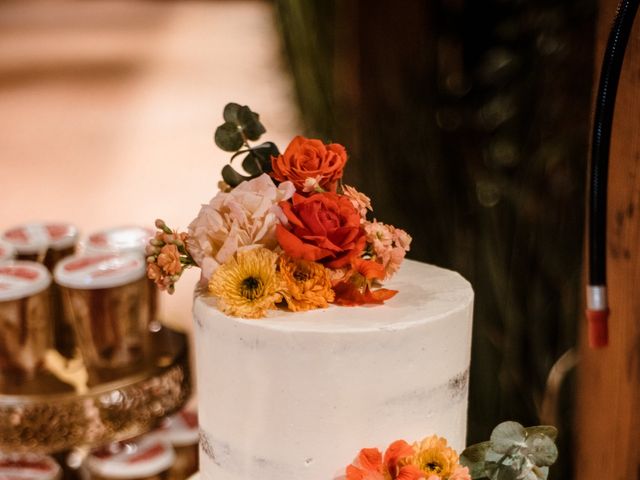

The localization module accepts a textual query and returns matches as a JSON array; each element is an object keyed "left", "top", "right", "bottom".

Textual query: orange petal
[
  {"left": 358, "top": 448, "right": 383, "bottom": 473},
  {"left": 352, "top": 258, "right": 385, "bottom": 281},
  {"left": 396, "top": 465, "right": 424, "bottom": 480},
  {"left": 333, "top": 282, "right": 398, "bottom": 306},
  {"left": 346, "top": 465, "right": 365, "bottom": 480},
  {"left": 365, "top": 288, "right": 398, "bottom": 303},
  {"left": 276, "top": 224, "right": 328, "bottom": 261},
  {"left": 384, "top": 440, "right": 414, "bottom": 470},
  {"left": 279, "top": 200, "right": 306, "bottom": 229}
]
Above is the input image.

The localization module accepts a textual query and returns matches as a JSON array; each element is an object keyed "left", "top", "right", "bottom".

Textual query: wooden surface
[{"left": 575, "top": 0, "right": 640, "bottom": 477}]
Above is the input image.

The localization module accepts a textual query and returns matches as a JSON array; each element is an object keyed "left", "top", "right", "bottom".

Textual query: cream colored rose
[{"left": 187, "top": 174, "right": 295, "bottom": 281}]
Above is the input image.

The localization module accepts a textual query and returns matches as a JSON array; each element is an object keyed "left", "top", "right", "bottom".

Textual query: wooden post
[{"left": 575, "top": 0, "right": 640, "bottom": 477}]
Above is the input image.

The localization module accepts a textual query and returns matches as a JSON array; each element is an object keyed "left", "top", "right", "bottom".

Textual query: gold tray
[{"left": 0, "top": 327, "right": 190, "bottom": 453}]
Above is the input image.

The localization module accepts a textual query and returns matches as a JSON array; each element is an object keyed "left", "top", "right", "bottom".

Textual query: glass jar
[
  {"left": 54, "top": 253, "right": 150, "bottom": 377},
  {"left": 0, "top": 261, "right": 52, "bottom": 386}
]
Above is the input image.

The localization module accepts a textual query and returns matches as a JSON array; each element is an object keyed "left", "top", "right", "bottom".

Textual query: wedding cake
[
  {"left": 192, "top": 259, "right": 473, "bottom": 480},
  {"left": 146, "top": 104, "right": 474, "bottom": 480}
]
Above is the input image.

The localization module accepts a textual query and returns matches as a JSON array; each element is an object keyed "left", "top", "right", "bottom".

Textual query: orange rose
[
  {"left": 276, "top": 192, "right": 366, "bottom": 269},
  {"left": 271, "top": 136, "right": 347, "bottom": 192}
]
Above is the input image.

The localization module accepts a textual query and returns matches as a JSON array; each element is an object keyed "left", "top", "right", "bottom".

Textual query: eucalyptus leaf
[
  {"left": 534, "top": 466, "right": 550, "bottom": 479},
  {"left": 484, "top": 450, "right": 504, "bottom": 463},
  {"left": 524, "top": 426, "right": 558, "bottom": 442},
  {"left": 461, "top": 460, "right": 488, "bottom": 479},
  {"left": 237, "top": 106, "right": 266, "bottom": 140},
  {"left": 490, "top": 421, "right": 526, "bottom": 454},
  {"left": 525, "top": 434, "right": 558, "bottom": 467},
  {"left": 215, "top": 122, "right": 244, "bottom": 152},
  {"left": 221, "top": 164, "right": 252, "bottom": 187},
  {"left": 223, "top": 102, "right": 242, "bottom": 123},
  {"left": 494, "top": 464, "right": 520, "bottom": 480},
  {"left": 484, "top": 461, "right": 500, "bottom": 480},
  {"left": 241, "top": 151, "right": 264, "bottom": 176},
  {"left": 461, "top": 441, "right": 491, "bottom": 464}
]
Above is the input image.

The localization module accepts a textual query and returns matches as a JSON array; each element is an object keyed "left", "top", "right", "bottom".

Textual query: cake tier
[{"left": 193, "top": 259, "right": 473, "bottom": 480}]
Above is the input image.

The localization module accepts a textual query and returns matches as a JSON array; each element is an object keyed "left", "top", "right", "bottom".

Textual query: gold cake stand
[{"left": 0, "top": 327, "right": 191, "bottom": 454}]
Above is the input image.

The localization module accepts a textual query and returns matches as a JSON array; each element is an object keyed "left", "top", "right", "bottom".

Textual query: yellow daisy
[
  {"left": 403, "top": 435, "right": 459, "bottom": 478},
  {"left": 208, "top": 247, "right": 282, "bottom": 319}
]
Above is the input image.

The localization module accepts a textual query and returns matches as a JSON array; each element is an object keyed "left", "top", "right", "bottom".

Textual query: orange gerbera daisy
[
  {"left": 346, "top": 441, "right": 422, "bottom": 480},
  {"left": 403, "top": 435, "right": 460, "bottom": 479},
  {"left": 278, "top": 255, "right": 334, "bottom": 311}
]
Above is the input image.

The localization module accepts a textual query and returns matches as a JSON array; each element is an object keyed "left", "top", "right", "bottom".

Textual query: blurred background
[{"left": 0, "top": 0, "right": 625, "bottom": 478}]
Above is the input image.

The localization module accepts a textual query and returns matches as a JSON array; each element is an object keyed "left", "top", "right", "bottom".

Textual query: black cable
[{"left": 590, "top": 0, "right": 640, "bottom": 286}]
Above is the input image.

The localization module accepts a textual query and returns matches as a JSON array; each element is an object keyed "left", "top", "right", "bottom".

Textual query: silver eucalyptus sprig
[{"left": 460, "top": 421, "right": 558, "bottom": 480}]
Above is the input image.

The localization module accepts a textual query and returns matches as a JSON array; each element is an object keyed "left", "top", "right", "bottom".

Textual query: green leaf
[
  {"left": 524, "top": 426, "right": 558, "bottom": 442},
  {"left": 461, "top": 441, "right": 491, "bottom": 464},
  {"left": 215, "top": 122, "right": 244, "bottom": 152},
  {"left": 249, "top": 141, "right": 279, "bottom": 172},
  {"left": 493, "top": 463, "right": 520, "bottom": 480},
  {"left": 230, "top": 148, "right": 251, "bottom": 162},
  {"left": 223, "top": 103, "right": 242, "bottom": 123},
  {"left": 221, "top": 164, "right": 251, "bottom": 187},
  {"left": 533, "top": 466, "right": 550, "bottom": 479},
  {"left": 524, "top": 434, "right": 558, "bottom": 467},
  {"left": 490, "top": 421, "right": 526, "bottom": 454},
  {"left": 241, "top": 151, "right": 264, "bottom": 176},
  {"left": 237, "top": 106, "right": 266, "bottom": 140}
]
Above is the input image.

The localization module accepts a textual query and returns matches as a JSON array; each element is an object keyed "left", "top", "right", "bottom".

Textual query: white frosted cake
[{"left": 193, "top": 259, "right": 473, "bottom": 480}]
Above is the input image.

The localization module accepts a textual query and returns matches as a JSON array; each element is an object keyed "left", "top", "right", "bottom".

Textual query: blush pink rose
[{"left": 187, "top": 174, "right": 295, "bottom": 281}]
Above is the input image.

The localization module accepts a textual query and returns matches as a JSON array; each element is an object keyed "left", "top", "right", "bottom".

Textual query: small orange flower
[
  {"left": 346, "top": 441, "right": 421, "bottom": 480},
  {"left": 147, "top": 263, "right": 162, "bottom": 282},
  {"left": 157, "top": 244, "right": 182, "bottom": 275},
  {"left": 402, "top": 435, "right": 460, "bottom": 479},
  {"left": 333, "top": 258, "right": 398, "bottom": 306},
  {"left": 279, "top": 255, "right": 334, "bottom": 311}
]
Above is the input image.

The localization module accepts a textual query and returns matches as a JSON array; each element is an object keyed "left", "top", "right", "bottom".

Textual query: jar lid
[
  {"left": 0, "top": 453, "right": 61, "bottom": 480},
  {"left": 0, "top": 240, "right": 15, "bottom": 261},
  {"left": 155, "top": 410, "right": 199, "bottom": 447},
  {"left": 2, "top": 223, "right": 79, "bottom": 254},
  {"left": 87, "top": 438, "right": 175, "bottom": 479},
  {"left": 54, "top": 253, "right": 145, "bottom": 290},
  {"left": 85, "top": 226, "right": 154, "bottom": 255},
  {"left": 0, "top": 261, "right": 52, "bottom": 302}
]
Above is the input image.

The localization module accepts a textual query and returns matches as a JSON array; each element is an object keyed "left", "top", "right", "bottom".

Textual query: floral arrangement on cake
[
  {"left": 344, "top": 435, "right": 470, "bottom": 480},
  {"left": 146, "top": 103, "right": 411, "bottom": 318},
  {"left": 343, "top": 422, "right": 558, "bottom": 480}
]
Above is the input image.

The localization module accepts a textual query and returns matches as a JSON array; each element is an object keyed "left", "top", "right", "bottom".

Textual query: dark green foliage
[{"left": 215, "top": 104, "right": 276, "bottom": 187}]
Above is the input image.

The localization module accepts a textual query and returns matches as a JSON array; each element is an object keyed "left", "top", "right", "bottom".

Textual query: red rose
[
  {"left": 276, "top": 192, "right": 366, "bottom": 268},
  {"left": 271, "top": 136, "right": 347, "bottom": 193}
]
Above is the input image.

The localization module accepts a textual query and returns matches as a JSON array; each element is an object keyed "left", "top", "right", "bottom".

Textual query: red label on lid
[
  {"left": 64, "top": 255, "right": 115, "bottom": 272},
  {"left": 180, "top": 411, "right": 198, "bottom": 428},
  {"left": 3, "top": 228, "right": 28, "bottom": 244},
  {"left": 88, "top": 233, "right": 108, "bottom": 247},
  {"left": 0, "top": 459, "right": 51, "bottom": 471},
  {"left": 127, "top": 444, "right": 166, "bottom": 464},
  {"left": 45, "top": 224, "right": 70, "bottom": 240},
  {"left": 0, "top": 267, "right": 39, "bottom": 281},
  {"left": 90, "top": 260, "right": 138, "bottom": 278}
]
